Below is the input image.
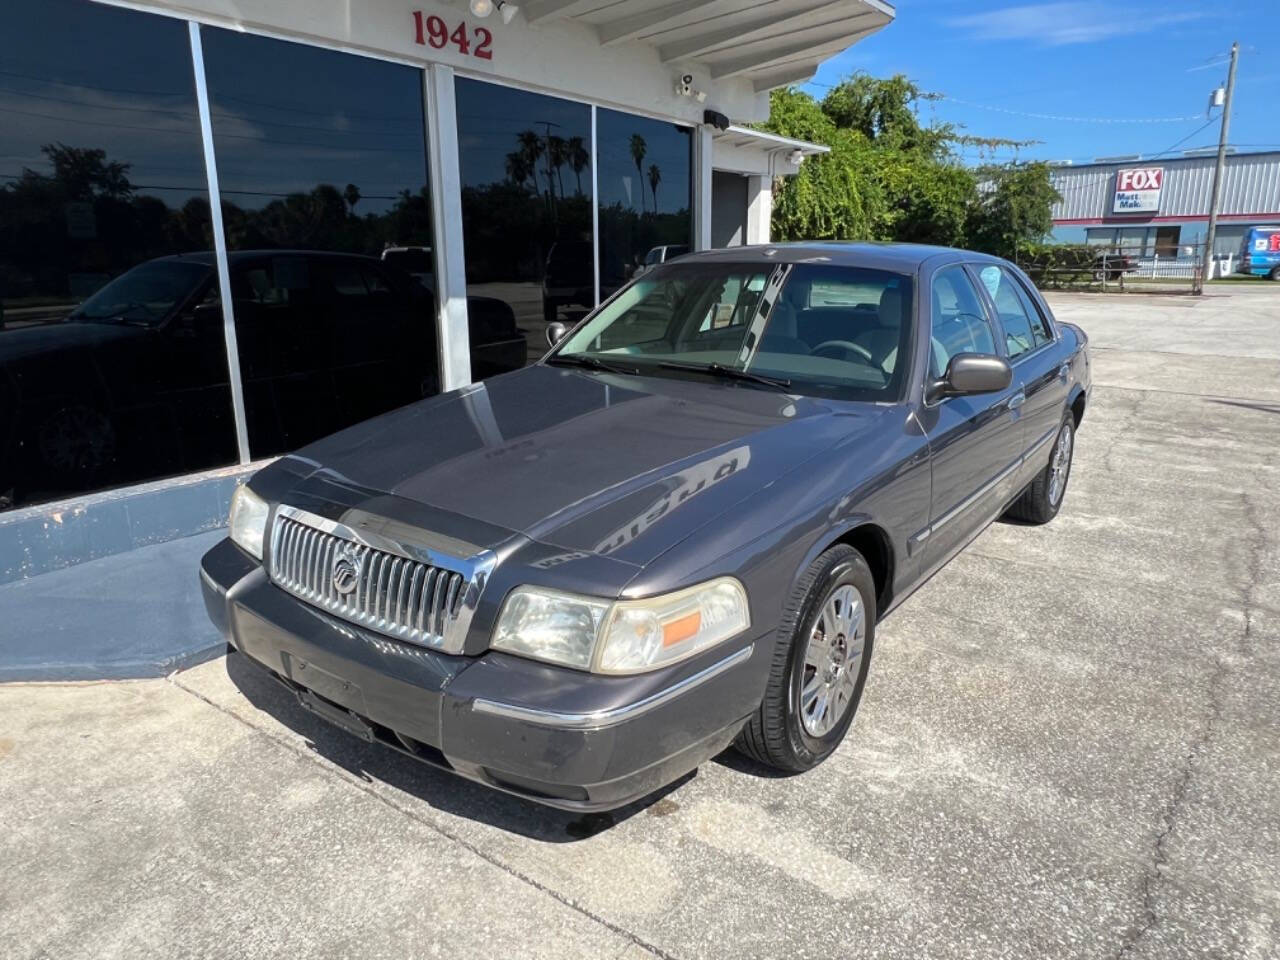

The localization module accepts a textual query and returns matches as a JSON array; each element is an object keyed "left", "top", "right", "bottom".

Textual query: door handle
[
  {"left": 1007, "top": 391, "right": 1026, "bottom": 410},
  {"left": 1057, "top": 362, "right": 1070, "bottom": 381}
]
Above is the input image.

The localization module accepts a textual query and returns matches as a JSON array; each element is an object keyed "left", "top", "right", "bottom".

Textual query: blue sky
[{"left": 806, "top": 1, "right": 1279, "bottom": 167}]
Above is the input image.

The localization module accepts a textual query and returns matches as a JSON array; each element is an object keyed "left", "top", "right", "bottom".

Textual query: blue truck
[{"left": 1237, "top": 226, "right": 1280, "bottom": 279}]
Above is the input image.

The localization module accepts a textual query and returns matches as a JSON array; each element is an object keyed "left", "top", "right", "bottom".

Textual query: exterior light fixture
[
  {"left": 497, "top": 0, "right": 519, "bottom": 23},
  {"left": 788, "top": 148, "right": 804, "bottom": 164},
  {"left": 470, "top": 0, "right": 494, "bottom": 17}
]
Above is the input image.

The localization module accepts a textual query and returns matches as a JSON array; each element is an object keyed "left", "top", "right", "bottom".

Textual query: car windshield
[
  {"left": 553, "top": 260, "right": 914, "bottom": 401},
  {"left": 70, "top": 259, "right": 209, "bottom": 325}
]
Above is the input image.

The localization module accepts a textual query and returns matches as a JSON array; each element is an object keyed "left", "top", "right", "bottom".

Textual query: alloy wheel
[
  {"left": 1048, "top": 420, "right": 1073, "bottom": 506},
  {"left": 799, "top": 584, "right": 866, "bottom": 737}
]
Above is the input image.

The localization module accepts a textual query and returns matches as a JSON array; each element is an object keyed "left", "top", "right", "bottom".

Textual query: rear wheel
[
  {"left": 736, "top": 545, "right": 876, "bottom": 772},
  {"left": 1006, "top": 411, "right": 1074, "bottom": 524},
  {"left": 1269, "top": 266, "right": 1280, "bottom": 282}
]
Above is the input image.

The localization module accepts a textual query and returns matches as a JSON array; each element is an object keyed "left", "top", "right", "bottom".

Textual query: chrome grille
[{"left": 269, "top": 510, "right": 467, "bottom": 648}]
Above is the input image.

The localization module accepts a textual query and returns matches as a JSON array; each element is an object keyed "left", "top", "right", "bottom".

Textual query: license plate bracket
[{"left": 296, "top": 687, "right": 375, "bottom": 742}]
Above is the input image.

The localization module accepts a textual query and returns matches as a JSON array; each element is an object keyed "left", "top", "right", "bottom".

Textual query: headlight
[
  {"left": 491, "top": 578, "right": 749, "bottom": 674},
  {"left": 228, "top": 484, "right": 269, "bottom": 560}
]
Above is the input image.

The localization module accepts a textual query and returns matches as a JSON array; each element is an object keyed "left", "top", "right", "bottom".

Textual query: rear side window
[
  {"left": 978, "top": 265, "right": 1039, "bottom": 359},
  {"left": 1007, "top": 271, "right": 1053, "bottom": 346},
  {"left": 930, "top": 267, "right": 996, "bottom": 376}
]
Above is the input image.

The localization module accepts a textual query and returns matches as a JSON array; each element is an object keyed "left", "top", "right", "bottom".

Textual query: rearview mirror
[
  {"left": 545, "top": 321, "right": 567, "bottom": 348},
  {"left": 927, "top": 353, "right": 1012, "bottom": 403}
]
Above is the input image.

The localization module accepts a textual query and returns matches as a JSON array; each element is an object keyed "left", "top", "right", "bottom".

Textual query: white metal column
[
  {"left": 188, "top": 21, "right": 250, "bottom": 465},
  {"left": 694, "top": 126, "right": 714, "bottom": 251},
  {"left": 591, "top": 104, "right": 601, "bottom": 306},
  {"left": 424, "top": 64, "right": 472, "bottom": 392},
  {"left": 746, "top": 174, "right": 773, "bottom": 246}
]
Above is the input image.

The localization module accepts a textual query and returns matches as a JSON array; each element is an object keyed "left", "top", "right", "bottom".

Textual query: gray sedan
[{"left": 201, "top": 242, "right": 1090, "bottom": 810}]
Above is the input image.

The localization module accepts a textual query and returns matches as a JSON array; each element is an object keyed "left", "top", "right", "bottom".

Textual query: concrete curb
[{"left": 0, "top": 462, "right": 266, "bottom": 585}]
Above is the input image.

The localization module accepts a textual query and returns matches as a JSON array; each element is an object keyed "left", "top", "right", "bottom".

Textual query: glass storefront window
[
  {"left": 200, "top": 29, "right": 439, "bottom": 457},
  {"left": 0, "top": 0, "right": 237, "bottom": 511},
  {"left": 596, "top": 109, "right": 693, "bottom": 301},
  {"left": 456, "top": 78, "right": 593, "bottom": 379},
  {"left": 1117, "top": 227, "right": 1147, "bottom": 256}
]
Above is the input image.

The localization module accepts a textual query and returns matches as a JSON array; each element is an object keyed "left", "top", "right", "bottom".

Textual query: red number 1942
[{"left": 412, "top": 10, "right": 493, "bottom": 60}]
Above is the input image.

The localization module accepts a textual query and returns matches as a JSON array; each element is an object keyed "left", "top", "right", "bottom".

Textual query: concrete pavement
[{"left": 1, "top": 287, "right": 1278, "bottom": 959}]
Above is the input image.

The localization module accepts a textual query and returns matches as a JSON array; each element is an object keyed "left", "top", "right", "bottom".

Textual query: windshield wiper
[
  {"left": 545, "top": 353, "right": 640, "bottom": 376},
  {"left": 657, "top": 360, "right": 791, "bottom": 391}
]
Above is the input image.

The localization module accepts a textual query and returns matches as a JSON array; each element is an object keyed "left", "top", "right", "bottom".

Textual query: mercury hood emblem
[{"left": 332, "top": 545, "right": 362, "bottom": 596}]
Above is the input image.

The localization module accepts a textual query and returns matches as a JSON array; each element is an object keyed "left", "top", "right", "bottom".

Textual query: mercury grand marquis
[{"left": 200, "top": 243, "right": 1090, "bottom": 811}]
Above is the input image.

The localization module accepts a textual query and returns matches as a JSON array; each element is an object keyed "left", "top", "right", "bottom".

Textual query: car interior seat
[
  {"left": 851, "top": 287, "right": 904, "bottom": 374},
  {"left": 757, "top": 283, "right": 811, "bottom": 355}
]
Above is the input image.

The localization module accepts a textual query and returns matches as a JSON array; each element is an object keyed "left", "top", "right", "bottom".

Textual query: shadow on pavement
[{"left": 223, "top": 651, "right": 692, "bottom": 842}]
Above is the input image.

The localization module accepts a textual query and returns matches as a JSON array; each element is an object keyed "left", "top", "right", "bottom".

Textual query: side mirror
[
  {"left": 545, "top": 321, "right": 567, "bottom": 348},
  {"left": 927, "top": 353, "right": 1012, "bottom": 403}
]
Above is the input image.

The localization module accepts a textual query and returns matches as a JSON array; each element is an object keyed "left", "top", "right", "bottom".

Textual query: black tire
[
  {"left": 736, "top": 544, "right": 876, "bottom": 773},
  {"left": 1005, "top": 410, "right": 1074, "bottom": 524},
  {"left": 1269, "top": 266, "right": 1280, "bottom": 282}
]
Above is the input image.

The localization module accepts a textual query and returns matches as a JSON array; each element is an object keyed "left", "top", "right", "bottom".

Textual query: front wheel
[
  {"left": 736, "top": 545, "right": 876, "bottom": 773},
  {"left": 1005, "top": 411, "right": 1074, "bottom": 524}
]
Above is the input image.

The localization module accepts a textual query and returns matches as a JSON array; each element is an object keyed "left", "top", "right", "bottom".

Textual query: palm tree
[
  {"left": 647, "top": 163, "right": 661, "bottom": 214},
  {"left": 343, "top": 182, "right": 361, "bottom": 214},
  {"left": 547, "top": 135, "right": 568, "bottom": 199},
  {"left": 629, "top": 133, "right": 647, "bottom": 211},
  {"left": 505, "top": 151, "right": 532, "bottom": 192},
  {"left": 516, "top": 130, "right": 545, "bottom": 201},
  {"left": 566, "top": 135, "right": 589, "bottom": 196}
]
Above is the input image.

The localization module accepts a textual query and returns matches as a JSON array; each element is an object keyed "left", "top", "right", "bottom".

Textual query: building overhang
[
  {"left": 712, "top": 124, "right": 830, "bottom": 176},
  {"left": 521, "top": 0, "right": 895, "bottom": 93}
]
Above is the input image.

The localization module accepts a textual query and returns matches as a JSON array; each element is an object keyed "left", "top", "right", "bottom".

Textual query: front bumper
[{"left": 200, "top": 537, "right": 767, "bottom": 811}]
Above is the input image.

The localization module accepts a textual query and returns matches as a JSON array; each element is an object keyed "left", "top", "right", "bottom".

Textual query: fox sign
[{"left": 1113, "top": 167, "right": 1164, "bottom": 214}]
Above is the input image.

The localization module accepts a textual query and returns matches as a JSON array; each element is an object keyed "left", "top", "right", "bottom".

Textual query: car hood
[
  {"left": 0, "top": 321, "right": 146, "bottom": 363},
  {"left": 292, "top": 364, "right": 890, "bottom": 568}
]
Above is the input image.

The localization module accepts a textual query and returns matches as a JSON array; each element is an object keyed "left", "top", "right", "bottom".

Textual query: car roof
[
  {"left": 682, "top": 241, "right": 1007, "bottom": 272},
  {"left": 152, "top": 250, "right": 384, "bottom": 267}
]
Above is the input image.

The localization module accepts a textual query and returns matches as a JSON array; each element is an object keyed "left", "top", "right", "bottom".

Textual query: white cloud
[{"left": 946, "top": 2, "right": 1204, "bottom": 46}]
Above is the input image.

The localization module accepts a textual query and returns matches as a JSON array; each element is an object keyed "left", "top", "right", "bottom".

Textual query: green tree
[
  {"left": 764, "top": 72, "right": 1052, "bottom": 255},
  {"left": 967, "top": 162, "right": 1061, "bottom": 258},
  {"left": 761, "top": 87, "right": 884, "bottom": 240}
]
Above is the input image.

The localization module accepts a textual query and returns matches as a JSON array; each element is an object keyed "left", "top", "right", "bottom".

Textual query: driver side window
[{"left": 930, "top": 267, "right": 996, "bottom": 377}]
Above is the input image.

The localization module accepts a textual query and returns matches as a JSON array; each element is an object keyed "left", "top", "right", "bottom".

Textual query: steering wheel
[{"left": 810, "top": 339, "right": 874, "bottom": 364}]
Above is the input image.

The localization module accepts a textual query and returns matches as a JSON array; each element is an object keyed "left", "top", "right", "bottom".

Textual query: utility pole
[{"left": 1199, "top": 42, "right": 1238, "bottom": 291}]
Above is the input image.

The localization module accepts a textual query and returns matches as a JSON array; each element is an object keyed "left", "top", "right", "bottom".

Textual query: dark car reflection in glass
[
  {"left": 0, "top": 0, "right": 238, "bottom": 510},
  {"left": 0, "top": 257, "right": 236, "bottom": 508}
]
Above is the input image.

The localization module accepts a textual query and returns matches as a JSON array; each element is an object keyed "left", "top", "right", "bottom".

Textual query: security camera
[{"left": 676, "top": 73, "right": 694, "bottom": 97}]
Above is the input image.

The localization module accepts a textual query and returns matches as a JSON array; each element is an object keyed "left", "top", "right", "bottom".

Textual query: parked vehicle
[
  {"left": 201, "top": 243, "right": 1090, "bottom": 811},
  {"left": 541, "top": 240, "right": 595, "bottom": 324},
  {"left": 632, "top": 243, "right": 690, "bottom": 279},
  {"left": 1237, "top": 226, "right": 1280, "bottom": 279},
  {"left": 1093, "top": 251, "right": 1137, "bottom": 281},
  {"left": 0, "top": 250, "right": 525, "bottom": 508},
  {"left": 380, "top": 245, "right": 433, "bottom": 287}
]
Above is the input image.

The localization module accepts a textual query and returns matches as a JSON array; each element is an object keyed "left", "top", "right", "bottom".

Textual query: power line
[
  {"left": 802, "top": 78, "right": 1206, "bottom": 125},
  {"left": 938, "top": 96, "right": 1200, "bottom": 125}
]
